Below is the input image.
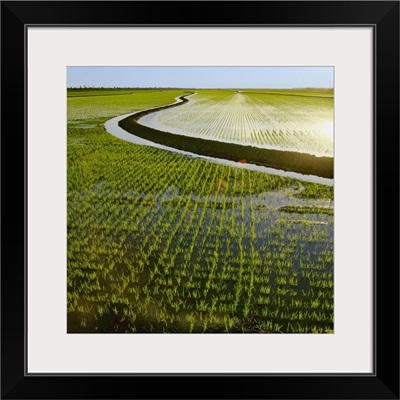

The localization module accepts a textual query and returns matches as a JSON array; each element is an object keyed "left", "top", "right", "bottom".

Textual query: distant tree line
[{"left": 67, "top": 86, "right": 196, "bottom": 90}]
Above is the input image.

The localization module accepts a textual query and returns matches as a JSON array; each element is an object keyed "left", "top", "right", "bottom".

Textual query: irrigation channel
[{"left": 104, "top": 93, "right": 334, "bottom": 186}]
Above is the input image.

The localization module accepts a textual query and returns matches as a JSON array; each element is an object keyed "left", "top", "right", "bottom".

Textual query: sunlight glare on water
[{"left": 316, "top": 121, "right": 334, "bottom": 139}]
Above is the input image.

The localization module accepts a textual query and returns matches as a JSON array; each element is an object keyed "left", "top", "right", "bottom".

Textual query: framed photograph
[{"left": 2, "top": 1, "right": 399, "bottom": 398}]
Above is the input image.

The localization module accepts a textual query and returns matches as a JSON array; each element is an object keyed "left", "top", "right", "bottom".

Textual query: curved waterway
[{"left": 104, "top": 95, "right": 333, "bottom": 186}]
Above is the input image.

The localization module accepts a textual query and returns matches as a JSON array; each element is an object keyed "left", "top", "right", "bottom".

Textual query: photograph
[
  {"left": 67, "top": 66, "right": 334, "bottom": 334},
  {"left": 2, "top": 0, "right": 398, "bottom": 397}
]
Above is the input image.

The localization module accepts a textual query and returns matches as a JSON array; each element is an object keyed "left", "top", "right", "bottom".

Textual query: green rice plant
[{"left": 67, "top": 88, "right": 334, "bottom": 334}]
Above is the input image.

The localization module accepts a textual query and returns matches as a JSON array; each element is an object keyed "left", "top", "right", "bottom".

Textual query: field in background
[
  {"left": 139, "top": 89, "right": 333, "bottom": 157},
  {"left": 67, "top": 88, "right": 334, "bottom": 333}
]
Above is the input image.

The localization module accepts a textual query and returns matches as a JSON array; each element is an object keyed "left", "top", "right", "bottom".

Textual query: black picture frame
[{"left": 1, "top": 1, "right": 399, "bottom": 399}]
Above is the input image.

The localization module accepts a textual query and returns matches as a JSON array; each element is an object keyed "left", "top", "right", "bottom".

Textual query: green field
[
  {"left": 138, "top": 89, "right": 333, "bottom": 157},
  {"left": 67, "top": 88, "right": 334, "bottom": 333}
]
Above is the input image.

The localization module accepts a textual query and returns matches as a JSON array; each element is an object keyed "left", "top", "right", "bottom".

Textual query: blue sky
[{"left": 67, "top": 66, "right": 333, "bottom": 89}]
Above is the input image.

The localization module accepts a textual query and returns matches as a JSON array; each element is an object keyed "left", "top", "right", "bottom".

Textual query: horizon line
[{"left": 67, "top": 86, "right": 334, "bottom": 90}]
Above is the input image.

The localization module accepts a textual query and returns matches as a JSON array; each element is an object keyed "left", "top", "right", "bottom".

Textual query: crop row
[
  {"left": 139, "top": 91, "right": 333, "bottom": 157},
  {"left": 67, "top": 89, "right": 334, "bottom": 334}
]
